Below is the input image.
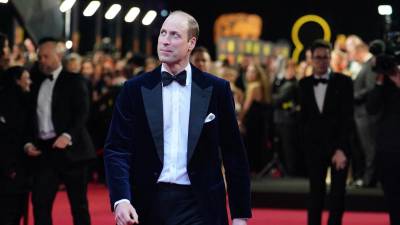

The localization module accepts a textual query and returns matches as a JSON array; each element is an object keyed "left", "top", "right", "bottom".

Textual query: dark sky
[
  {"left": 80, "top": 0, "right": 400, "bottom": 57},
  {"left": 165, "top": 0, "right": 399, "bottom": 56}
]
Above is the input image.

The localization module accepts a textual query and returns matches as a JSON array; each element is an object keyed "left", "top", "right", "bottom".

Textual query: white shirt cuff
[
  {"left": 114, "top": 199, "right": 130, "bottom": 211},
  {"left": 24, "top": 142, "right": 34, "bottom": 150},
  {"left": 62, "top": 133, "right": 73, "bottom": 146}
]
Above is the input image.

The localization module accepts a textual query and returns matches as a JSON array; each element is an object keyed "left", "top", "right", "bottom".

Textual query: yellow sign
[{"left": 291, "top": 14, "right": 331, "bottom": 62}]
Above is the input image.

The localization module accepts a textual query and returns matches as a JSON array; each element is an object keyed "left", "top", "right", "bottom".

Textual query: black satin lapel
[
  {"left": 308, "top": 78, "right": 321, "bottom": 114},
  {"left": 187, "top": 82, "right": 213, "bottom": 162},
  {"left": 51, "top": 71, "right": 66, "bottom": 111},
  {"left": 141, "top": 83, "right": 164, "bottom": 163},
  {"left": 322, "top": 75, "right": 334, "bottom": 114}
]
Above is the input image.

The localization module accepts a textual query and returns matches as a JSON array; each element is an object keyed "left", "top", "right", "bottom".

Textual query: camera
[{"left": 386, "top": 31, "right": 400, "bottom": 63}]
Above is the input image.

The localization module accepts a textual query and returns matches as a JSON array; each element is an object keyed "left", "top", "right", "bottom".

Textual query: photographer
[{"left": 366, "top": 54, "right": 400, "bottom": 225}]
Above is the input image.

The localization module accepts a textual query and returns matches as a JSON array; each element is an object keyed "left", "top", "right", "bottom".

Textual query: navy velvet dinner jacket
[{"left": 104, "top": 65, "right": 252, "bottom": 225}]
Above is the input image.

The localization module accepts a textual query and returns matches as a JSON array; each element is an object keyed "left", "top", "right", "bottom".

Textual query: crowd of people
[{"left": 0, "top": 13, "right": 399, "bottom": 225}]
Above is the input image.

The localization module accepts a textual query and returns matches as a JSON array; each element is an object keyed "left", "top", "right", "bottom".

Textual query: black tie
[
  {"left": 162, "top": 70, "right": 187, "bottom": 86},
  {"left": 313, "top": 77, "right": 328, "bottom": 86},
  {"left": 44, "top": 74, "right": 53, "bottom": 81}
]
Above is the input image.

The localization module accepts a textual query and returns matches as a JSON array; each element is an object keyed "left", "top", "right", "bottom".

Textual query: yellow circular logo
[{"left": 291, "top": 15, "right": 331, "bottom": 62}]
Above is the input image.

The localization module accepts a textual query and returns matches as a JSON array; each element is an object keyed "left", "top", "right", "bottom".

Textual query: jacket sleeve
[
  {"left": 335, "top": 77, "right": 354, "bottom": 155},
  {"left": 66, "top": 77, "right": 90, "bottom": 142},
  {"left": 103, "top": 82, "right": 134, "bottom": 211},
  {"left": 218, "top": 81, "right": 252, "bottom": 219},
  {"left": 366, "top": 84, "right": 384, "bottom": 115}
]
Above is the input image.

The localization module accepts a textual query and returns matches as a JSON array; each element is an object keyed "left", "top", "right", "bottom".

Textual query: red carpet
[{"left": 25, "top": 183, "right": 390, "bottom": 225}]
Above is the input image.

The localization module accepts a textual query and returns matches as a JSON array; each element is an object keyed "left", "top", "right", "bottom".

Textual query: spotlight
[
  {"left": 105, "top": 4, "right": 122, "bottom": 20},
  {"left": 142, "top": 10, "right": 157, "bottom": 26},
  {"left": 83, "top": 1, "right": 101, "bottom": 17}
]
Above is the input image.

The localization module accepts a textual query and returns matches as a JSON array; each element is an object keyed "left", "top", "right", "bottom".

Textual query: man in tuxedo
[
  {"left": 104, "top": 11, "right": 251, "bottom": 225},
  {"left": 298, "top": 40, "right": 353, "bottom": 225},
  {"left": 25, "top": 38, "right": 95, "bottom": 225}
]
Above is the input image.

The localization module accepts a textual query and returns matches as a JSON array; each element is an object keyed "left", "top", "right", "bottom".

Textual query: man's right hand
[
  {"left": 115, "top": 202, "right": 139, "bottom": 225},
  {"left": 24, "top": 143, "right": 42, "bottom": 157}
]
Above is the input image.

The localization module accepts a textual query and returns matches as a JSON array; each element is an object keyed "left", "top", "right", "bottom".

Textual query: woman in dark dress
[
  {"left": 0, "top": 66, "right": 32, "bottom": 225},
  {"left": 240, "top": 62, "right": 272, "bottom": 173}
]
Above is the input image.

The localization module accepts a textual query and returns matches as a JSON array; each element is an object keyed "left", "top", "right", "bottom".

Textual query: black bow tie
[
  {"left": 313, "top": 77, "right": 328, "bottom": 86},
  {"left": 44, "top": 74, "right": 54, "bottom": 81},
  {"left": 162, "top": 70, "right": 187, "bottom": 86}
]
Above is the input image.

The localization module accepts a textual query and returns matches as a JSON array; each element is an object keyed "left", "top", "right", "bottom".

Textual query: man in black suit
[
  {"left": 25, "top": 38, "right": 95, "bottom": 225},
  {"left": 299, "top": 40, "right": 354, "bottom": 225},
  {"left": 104, "top": 11, "right": 251, "bottom": 225}
]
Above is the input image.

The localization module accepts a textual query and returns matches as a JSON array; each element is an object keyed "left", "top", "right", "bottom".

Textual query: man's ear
[{"left": 188, "top": 37, "right": 197, "bottom": 52}]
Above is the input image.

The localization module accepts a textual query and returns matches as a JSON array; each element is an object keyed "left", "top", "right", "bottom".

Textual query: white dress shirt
[
  {"left": 313, "top": 71, "right": 330, "bottom": 113},
  {"left": 157, "top": 63, "right": 192, "bottom": 185},
  {"left": 37, "top": 66, "right": 63, "bottom": 140}
]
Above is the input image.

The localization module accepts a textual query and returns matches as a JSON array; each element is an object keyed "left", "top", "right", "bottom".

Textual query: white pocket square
[
  {"left": 204, "top": 113, "right": 216, "bottom": 123},
  {"left": 0, "top": 116, "right": 6, "bottom": 124}
]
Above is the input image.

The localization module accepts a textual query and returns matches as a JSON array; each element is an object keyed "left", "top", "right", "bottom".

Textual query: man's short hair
[
  {"left": 191, "top": 46, "right": 209, "bottom": 56},
  {"left": 310, "top": 39, "right": 332, "bottom": 54},
  {"left": 369, "top": 39, "right": 386, "bottom": 56},
  {"left": 354, "top": 43, "right": 369, "bottom": 52},
  {"left": 37, "top": 37, "right": 65, "bottom": 55},
  {"left": 169, "top": 11, "right": 199, "bottom": 40},
  {"left": 38, "top": 37, "right": 59, "bottom": 46}
]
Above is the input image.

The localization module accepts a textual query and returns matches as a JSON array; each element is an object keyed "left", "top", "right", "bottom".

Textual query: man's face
[
  {"left": 38, "top": 42, "right": 61, "bottom": 75},
  {"left": 312, "top": 47, "right": 331, "bottom": 76},
  {"left": 81, "top": 62, "right": 94, "bottom": 77},
  {"left": 157, "top": 14, "right": 196, "bottom": 66},
  {"left": 191, "top": 51, "right": 211, "bottom": 72},
  {"left": 67, "top": 59, "right": 81, "bottom": 73}
]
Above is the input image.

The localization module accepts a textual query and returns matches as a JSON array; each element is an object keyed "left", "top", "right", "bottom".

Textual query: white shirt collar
[
  {"left": 50, "top": 65, "right": 63, "bottom": 81},
  {"left": 314, "top": 69, "right": 330, "bottom": 80},
  {"left": 161, "top": 63, "right": 192, "bottom": 86}
]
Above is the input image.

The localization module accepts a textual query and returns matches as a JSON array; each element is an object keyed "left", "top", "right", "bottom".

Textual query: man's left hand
[
  {"left": 52, "top": 135, "right": 70, "bottom": 149},
  {"left": 331, "top": 149, "right": 347, "bottom": 170},
  {"left": 232, "top": 218, "right": 248, "bottom": 225}
]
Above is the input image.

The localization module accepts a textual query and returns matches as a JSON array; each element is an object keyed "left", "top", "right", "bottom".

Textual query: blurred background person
[
  {"left": 65, "top": 53, "right": 82, "bottom": 74},
  {"left": 221, "top": 65, "right": 244, "bottom": 115},
  {"left": 240, "top": 62, "right": 272, "bottom": 174},
  {"left": 299, "top": 40, "right": 353, "bottom": 225},
  {"left": 366, "top": 54, "right": 400, "bottom": 225},
  {"left": 0, "top": 66, "right": 32, "bottom": 225},
  {"left": 272, "top": 59, "right": 299, "bottom": 177},
  {"left": 26, "top": 38, "right": 95, "bottom": 225},
  {"left": 126, "top": 53, "right": 145, "bottom": 78},
  {"left": 297, "top": 49, "right": 313, "bottom": 79},
  {"left": 0, "top": 33, "right": 10, "bottom": 90},
  {"left": 330, "top": 50, "right": 350, "bottom": 76},
  {"left": 345, "top": 35, "right": 364, "bottom": 79},
  {"left": 351, "top": 42, "right": 380, "bottom": 188},
  {"left": 235, "top": 53, "right": 253, "bottom": 91},
  {"left": 190, "top": 46, "right": 212, "bottom": 73},
  {"left": 144, "top": 56, "right": 159, "bottom": 73}
]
